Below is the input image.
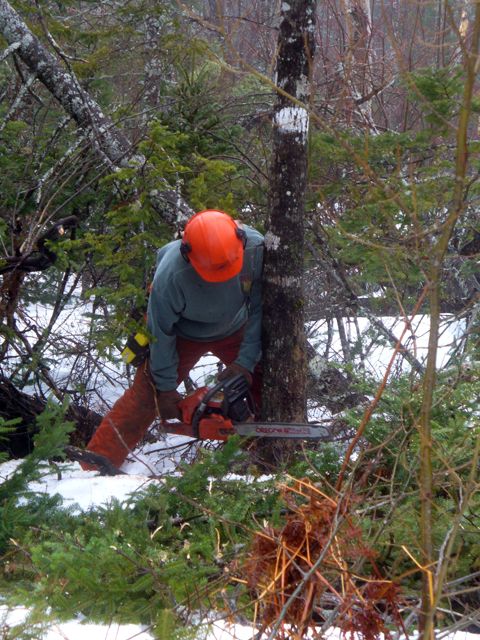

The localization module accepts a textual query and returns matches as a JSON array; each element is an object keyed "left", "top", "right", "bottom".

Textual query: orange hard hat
[{"left": 181, "top": 210, "right": 246, "bottom": 282}]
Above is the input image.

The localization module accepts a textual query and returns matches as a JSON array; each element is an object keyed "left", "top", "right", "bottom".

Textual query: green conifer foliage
[
  {"left": 0, "top": 398, "right": 74, "bottom": 555},
  {"left": 0, "top": 437, "right": 283, "bottom": 636}
]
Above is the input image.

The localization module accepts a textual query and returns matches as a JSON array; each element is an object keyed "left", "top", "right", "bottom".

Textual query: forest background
[{"left": 2, "top": 0, "right": 480, "bottom": 638}]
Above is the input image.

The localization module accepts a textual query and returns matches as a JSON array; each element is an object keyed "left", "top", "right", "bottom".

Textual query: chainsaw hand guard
[{"left": 190, "top": 374, "right": 254, "bottom": 437}]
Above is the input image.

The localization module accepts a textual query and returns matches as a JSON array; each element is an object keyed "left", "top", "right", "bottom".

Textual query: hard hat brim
[{"left": 190, "top": 250, "right": 243, "bottom": 282}]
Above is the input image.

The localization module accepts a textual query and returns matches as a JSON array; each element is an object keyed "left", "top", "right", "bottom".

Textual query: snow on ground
[
  {"left": 0, "top": 459, "right": 155, "bottom": 510},
  {"left": 4, "top": 600, "right": 480, "bottom": 640},
  {"left": 24, "top": 285, "right": 467, "bottom": 419},
  {"left": 0, "top": 434, "right": 199, "bottom": 511},
  {"left": 0, "top": 607, "right": 153, "bottom": 640},
  {"left": 309, "top": 314, "right": 463, "bottom": 373}
]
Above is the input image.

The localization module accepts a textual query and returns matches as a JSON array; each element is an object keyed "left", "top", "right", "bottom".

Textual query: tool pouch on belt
[{"left": 121, "top": 333, "right": 150, "bottom": 367}]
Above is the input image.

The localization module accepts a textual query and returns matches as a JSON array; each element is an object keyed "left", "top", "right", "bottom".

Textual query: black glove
[
  {"left": 217, "top": 362, "right": 253, "bottom": 387},
  {"left": 157, "top": 389, "right": 182, "bottom": 421}
]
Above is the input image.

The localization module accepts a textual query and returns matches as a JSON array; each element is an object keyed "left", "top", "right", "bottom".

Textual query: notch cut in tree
[{"left": 261, "top": 0, "right": 316, "bottom": 424}]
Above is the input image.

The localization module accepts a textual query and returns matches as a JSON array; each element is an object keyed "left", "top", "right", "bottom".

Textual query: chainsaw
[{"left": 162, "top": 374, "right": 332, "bottom": 441}]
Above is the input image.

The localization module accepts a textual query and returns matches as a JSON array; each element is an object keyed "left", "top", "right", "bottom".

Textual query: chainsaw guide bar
[{"left": 233, "top": 422, "right": 331, "bottom": 440}]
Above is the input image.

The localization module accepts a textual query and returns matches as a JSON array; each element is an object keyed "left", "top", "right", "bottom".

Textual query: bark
[
  {"left": 0, "top": 373, "right": 102, "bottom": 458},
  {"left": 0, "top": 0, "right": 194, "bottom": 230},
  {"left": 261, "top": 0, "right": 316, "bottom": 424}
]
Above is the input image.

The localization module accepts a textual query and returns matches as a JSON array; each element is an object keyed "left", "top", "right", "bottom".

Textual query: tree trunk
[
  {"left": 344, "top": 0, "right": 372, "bottom": 107},
  {"left": 261, "top": 0, "right": 316, "bottom": 425}
]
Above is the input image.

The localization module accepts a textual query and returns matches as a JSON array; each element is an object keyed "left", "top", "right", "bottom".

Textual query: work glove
[
  {"left": 218, "top": 362, "right": 253, "bottom": 387},
  {"left": 157, "top": 389, "right": 183, "bottom": 421}
]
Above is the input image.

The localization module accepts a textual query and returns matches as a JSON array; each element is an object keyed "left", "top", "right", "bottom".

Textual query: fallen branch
[{"left": 62, "top": 445, "right": 126, "bottom": 476}]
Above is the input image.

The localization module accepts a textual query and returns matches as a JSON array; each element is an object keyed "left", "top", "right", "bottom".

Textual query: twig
[{"left": 335, "top": 285, "right": 428, "bottom": 491}]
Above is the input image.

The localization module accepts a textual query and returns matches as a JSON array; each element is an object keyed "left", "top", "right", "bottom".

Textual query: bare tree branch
[{"left": 0, "top": 0, "right": 195, "bottom": 229}]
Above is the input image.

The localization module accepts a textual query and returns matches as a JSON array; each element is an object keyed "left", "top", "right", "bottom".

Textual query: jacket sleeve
[
  {"left": 146, "top": 276, "right": 185, "bottom": 391},
  {"left": 234, "top": 243, "right": 263, "bottom": 372}
]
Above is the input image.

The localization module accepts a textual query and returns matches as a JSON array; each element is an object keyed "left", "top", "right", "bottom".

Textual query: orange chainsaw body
[
  {"left": 167, "top": 412, "right": 237, "bottom": 440},
  {"left": 163, "top": 376, "right": 253, "bottom": 441}
]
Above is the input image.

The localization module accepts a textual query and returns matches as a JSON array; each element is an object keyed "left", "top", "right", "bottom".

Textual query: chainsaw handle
[
  {"left": 191, "top": 395, "right": 213, "bottom": 437},
  {"left": 190, "top": 377, "right": 233, "bottom": 437}
]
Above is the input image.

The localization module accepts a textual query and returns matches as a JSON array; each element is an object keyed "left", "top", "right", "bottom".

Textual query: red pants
[{"left": 83, "top": 327, "right": 262, "bottom": 469}]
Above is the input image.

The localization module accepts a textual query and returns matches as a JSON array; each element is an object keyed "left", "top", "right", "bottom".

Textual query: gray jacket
[{"left": 146, "top": 225, "right": 264, "bottom": 391}]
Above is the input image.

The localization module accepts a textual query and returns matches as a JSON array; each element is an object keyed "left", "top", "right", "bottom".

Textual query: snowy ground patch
[
  {"left": 0, "top": 606, "right": 154, "bottom": 640},
  {"left": 0, "top": 459, "right": 158, "bottom": 511}
]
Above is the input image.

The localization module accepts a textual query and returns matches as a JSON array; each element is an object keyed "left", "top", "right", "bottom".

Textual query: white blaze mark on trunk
[{"left": 275, "top": 106, "right": 309, "bottom": 137}]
